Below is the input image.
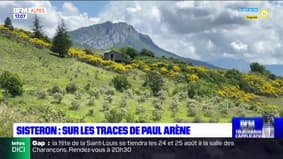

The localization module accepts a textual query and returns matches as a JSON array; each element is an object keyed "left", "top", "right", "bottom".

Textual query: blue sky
[{"left": 50, "top": 1, "right": 108, "bottom": 17}]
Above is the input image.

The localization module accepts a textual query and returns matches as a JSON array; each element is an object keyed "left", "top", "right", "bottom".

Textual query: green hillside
[{"left": 0, "top": 25, "right": 283, "bottom": 137}]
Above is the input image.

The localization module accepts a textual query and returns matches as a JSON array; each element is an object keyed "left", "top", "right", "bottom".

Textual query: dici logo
[{"left": 10, "top": 138, "right": 30, "bottom": 159}]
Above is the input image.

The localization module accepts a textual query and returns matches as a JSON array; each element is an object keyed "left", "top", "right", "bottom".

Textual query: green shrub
[
  {"left": 0, "top": 91, "right": 3, "bottom": 102},
  {"left": 152, "top": 109, "right": 162, "bottom": 121},
  {"left": 88, "top": 89, "right": 100, "bottom": 99},
  {"left": 35, "top": 90, "right": 47, "bottom": 99},
  {"left": 193, "top": 115, "right": 203, "bottom": 123},
  {"left": 102, "top": 101, "right": 110, "bottom": 112},
  {"left": 279, "top": 108, "right": 283, "bottom": 117},
  {"left": 187, "top": 81, "right": 199, "bottom": 98},
  {"left": 87, "top": 97, "right": 95, "bottom": 106},
  {"left": 119, "top": 46, "right": 139, "bottom": 60},
  {"left": 187, "top": 106, "right": 197, "bottom": 117},
  {"left": 105, "top": 95, "right": 113, "bottom": 103},
  {"left": 84, "top": 83, "right": 91, "bottom": 91},
  {"left": 125, "top": 112, "right": 135, "bottom": 122},
  {"left": 250, "top": 62, "right": 270, "bottom": 75},
  {"left": 0, "top": 71, "right": 23, "bottom": 96},
  {"left": 137, "top": 113, "right": 148, "bottom": 123},
  {"left": 105, "top": 88, "right": 115, "bottom": 95},
  {"left": 170, "top": 99, "right": 178, "bottom": 117},
  {"left": 65, "top": 83, "right": 77, "bottom": 94},
  {"left": 52, "top": 93, "right": 63, "bottom": 104},
  {"left": 69, "top": 100, "right": 80, "bottom": 110},
  {"left": 140, "top": 49, "right": 155, "bottom": 57},
  {"left": 137, "top": 95, "right": 146, "bottom": 103},
  {"left": 104, "top": 108, "right": 123, "bottom": 123},
  {"left": 119, "top": 97, "right": 128, "bottom": 109},
  {"left": 48, "top": 85, "right": 62, "bottom": 95},
  {"left": 112, "top": 75, "right": 131, "bottom": 92},
  {"left": 136, "top": 104, "right": 146, "bottom": 115},
  {"left": 205, "top": 70, "right": 227, "bottom": 85},
  {"left": 224, "top": 69, "right": 241, "bottom": 85},
  {"left": 38, "top": 105, "right": 67, "bottom": 122},
  {"left": 143, "top": 72, "right": 164, "bottom": 96},
  {"left": 87, "top": 109, "right": 94, "bottom": 116},
  {"left": 209, "top": 116, "right": 220, "bottom": 123},
  {"left": 187, "top": 80, "right": 213, "bottom": 98}
]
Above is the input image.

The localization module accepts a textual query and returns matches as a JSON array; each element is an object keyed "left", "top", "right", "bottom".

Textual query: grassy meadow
[{"left": 0, "top": 26, "right": 283, "bottom": 137}]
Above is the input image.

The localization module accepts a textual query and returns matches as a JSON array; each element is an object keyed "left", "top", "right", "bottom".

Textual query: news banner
[{"left": 1, "top": 117, "right": 283, "bottom": 159}]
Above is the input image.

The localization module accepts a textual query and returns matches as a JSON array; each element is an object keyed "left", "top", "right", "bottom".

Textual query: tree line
[{"left": 4, "top": 16, "right": 72, "bottom": 57}]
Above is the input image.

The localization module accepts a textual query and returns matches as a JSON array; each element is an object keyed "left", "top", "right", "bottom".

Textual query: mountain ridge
[
  {"left": 68, "top": 21, "right": 218, "bottom": 68},
  {"left": 209, "top": 58, "right": 283, "bottom": 76}
]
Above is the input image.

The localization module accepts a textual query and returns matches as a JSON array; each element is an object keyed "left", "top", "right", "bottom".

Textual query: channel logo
[
  {"left": 260, "top": 9, "right": 269, "bottom": 19},
  {"left": 28, "top": 7, "right": 47, "bottom": 14},
  {"left": 13, "top": 8, "right": 28, "bottom": 20}
]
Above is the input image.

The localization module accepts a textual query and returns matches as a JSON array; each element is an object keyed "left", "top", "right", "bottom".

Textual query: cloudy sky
[{"left": 0, "top": 1, "right": 283, "bottom": 67}]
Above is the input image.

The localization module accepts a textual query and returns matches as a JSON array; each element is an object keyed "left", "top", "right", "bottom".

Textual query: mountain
[
  {"left": 209, "top": 58, "right": 283, "bottom": 77},
  {"left": 68, "top": 21, "right": 217, "bottom": 68},
  {"left": 208, "top": 58, "right": 250, "bottom": 72},
  {"left": 265, "top": 65, "right": 283, "bottom": 76}
]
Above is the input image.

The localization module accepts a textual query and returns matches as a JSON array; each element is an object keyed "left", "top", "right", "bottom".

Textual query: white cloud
[
  {"left": 207, "top": 40, "right": 215, "bottom": 50},
  {"left": 230, "top": 41, "right": 248, "bottom": 51},
  {"left": 176, "top": 1, "right": 195, "bottom": 9},
  {"left": 126, "top": 2, "right": 142, "bottom": 13},
  {"left": 96, "top": 1, "right": 283, "bottom": 65},
  {"left": 62, "top": 2, "right": 80, "bottom": 16},
  {"left": 0, "top": 1, "right": 100, "bottom": 37},
  {"left": 1, "top": 1, "right": 283, "bottom": 66}
]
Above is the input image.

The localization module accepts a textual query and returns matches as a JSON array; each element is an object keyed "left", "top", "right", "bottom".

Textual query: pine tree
[
  {"left": 51, "top": 20, "right": 72, "bottom": 57},
  {"left": 32, "top": 15, "right": 43, "bottom": 39},
  {"left": 4, "top": 17, "right": 13, "bottom": 30}
]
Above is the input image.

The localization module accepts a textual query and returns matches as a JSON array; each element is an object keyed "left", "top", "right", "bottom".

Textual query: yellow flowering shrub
[
  {"left": 187, "top": 66, "right": 207, "bottom": 73},
  {"left": 218, "top": 86, "right": 259, "bottom": 102},
  {"left": 68, "top": 48, "right": 85, "bottom": 56},
  {"left": 68, "top": 47, "right": 131, "bottom": 73},
  {"left": 168, "top": 70, "right": 178, "bottom": 77},
  {"left": 143, "top": 65, "right": 151, "bottom": 72},
  {"left": 272, "top": 79, "right": 283, "bottom": 95},
  {"left": 160, "top": 67, "right": 168, "bottom": 74},
  {"left": 29, "top": 38, "right": 51, "bottom": 48},
  {"left": 0, "top": 25, "right": 52, "bottom": 48},
  {"left": 130, "top": 63, "right": 139, "bottom": 69},
  {"left": 89, "top": 56, "right": 103, "bottom": 64},
  {"left": 13, "top": 31, "right": 29, "bottom": 39},
  {"left": 172, "top": 65, "right": 181, "bottom": 72},
  {"left": 125, "top": 64, "right": 132, "bottom": 70},
  {"left": 243, "top": 74, "right": 278, "bottom": 96},
  {"left": 151, "top": 63, "right": 159, "bottom": 68},
  {"left": 186, "top": 74, "right": 199, "bottom": 82},
  {"left": 112, "top": 63, "right": 127, "bottom": 72},
  {"left": 0, "top": 25, "right": 10, "bottom": 31},
  {"left": 101, "top": 60, "right": 113, "bottom": 66},
  {"left": 155, "top": 62, "right": 166, "bottom": 67}
]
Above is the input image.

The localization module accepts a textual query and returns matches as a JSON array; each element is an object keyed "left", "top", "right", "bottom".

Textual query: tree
[
  {"left": 51, "top": 20, "right": 72, "bottom": 57},
  {"left": 32, "top": 15, "right": 43, "bottom": 39},
  {"left": 250, "top": 62, "right": 270, "bottom": 75},
  {"left": 224, "top": 69, "right": 241, "bottom": 85},
  {"left": 140, "top": 48, "right": 155, "bottom": 57},
  {"left": 112, "top": 75, "right": 131, "bottom": 92},
  {"left": 4, "top": 17, "right": 13, "bottom": 30},
  {"left": 143, "top": 72, "right": 163, "bottom": 96},
  {"left": 0, "top": 71, "right": 23, "bottom": 96},
  {"left": 119, "top": 46, "right": 139, "bottom": 60},
  {"left": 105, "top": 108, "right": 123, "bottom": 123}
]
